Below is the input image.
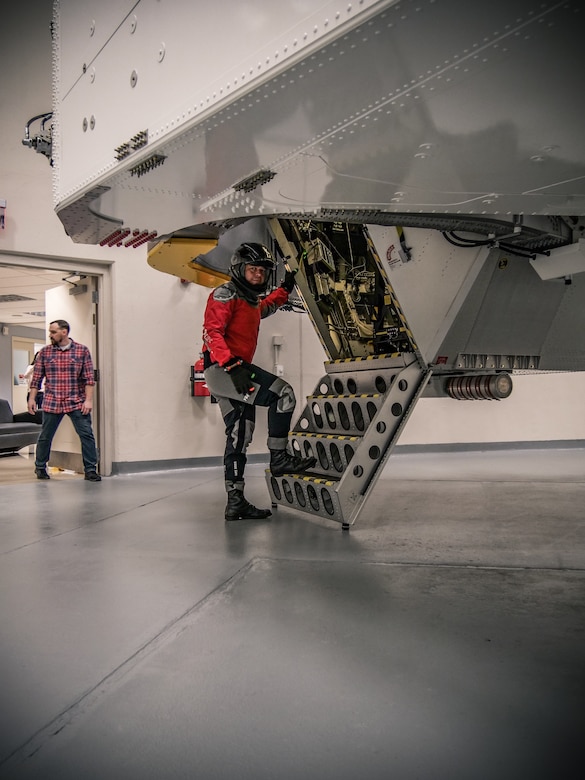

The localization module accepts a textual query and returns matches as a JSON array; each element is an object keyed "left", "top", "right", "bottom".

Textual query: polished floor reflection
[
  {"left": 0, "top": 449, "right": 82, "bottom": 485},
  {"left": 1, "top": 448, "right": 584, "bottom": 779}
]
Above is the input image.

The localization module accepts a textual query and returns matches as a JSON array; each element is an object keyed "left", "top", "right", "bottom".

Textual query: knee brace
[{"left": 269, "top": 377, "right": 296, "bottom": 413}]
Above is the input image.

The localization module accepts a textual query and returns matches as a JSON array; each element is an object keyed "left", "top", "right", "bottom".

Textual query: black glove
[
  {"left": 224, "top": 357, "right": 255, "bottom": 396},
  {"left": 280, "top": 269, "right": 297, "bottom": 293}
]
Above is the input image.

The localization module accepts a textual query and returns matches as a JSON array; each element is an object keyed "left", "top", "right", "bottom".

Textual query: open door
[{"left": 11, "top": 338, "right": 45, "bottom": 414}]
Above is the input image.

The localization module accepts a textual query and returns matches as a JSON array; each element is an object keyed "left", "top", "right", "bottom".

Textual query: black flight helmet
[{"left": 230, "top": 242, "right": 275, "bottom": 295}]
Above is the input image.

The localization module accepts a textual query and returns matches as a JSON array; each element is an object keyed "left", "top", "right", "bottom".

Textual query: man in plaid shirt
[{"left": 27, "top": 319, "right": 101, "bottom": 481}]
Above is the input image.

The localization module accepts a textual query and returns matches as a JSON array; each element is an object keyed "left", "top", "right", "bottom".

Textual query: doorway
[
  {"left": 0, "top": 259, "right": 107, "bottom": 481},
  {"left": 43, "top": 277, "right": 100, "bottom": 473}
]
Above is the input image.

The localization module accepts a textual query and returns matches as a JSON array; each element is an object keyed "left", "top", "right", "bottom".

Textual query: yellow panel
[{"left": 147, "top": 237, "right": 229, "bottom": 288}]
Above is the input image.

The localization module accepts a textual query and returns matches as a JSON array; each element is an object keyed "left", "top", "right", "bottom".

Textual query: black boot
[
  {"left": 269, "top": 449, "right": 317, "bottom": 477},
  {"left": 225, "top": 489, "right": 272, "bottom": 521}
]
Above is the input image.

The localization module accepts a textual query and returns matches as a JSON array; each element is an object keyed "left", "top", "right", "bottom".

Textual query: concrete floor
[{"left": 0, "top": 448, "right": 584, "bottom": 780}]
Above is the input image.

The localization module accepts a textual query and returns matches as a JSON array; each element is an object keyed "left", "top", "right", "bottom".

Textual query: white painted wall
[
  {"left": 109, "top": 250, "right": 327, "bottom": 465},
  {"left": 109, "top": 253, "right": 216, "bottom": 464},
  {"left": 0, "top": 0, "right": 583, "bottom": 479},
  {"left": 403, "top": 373, "right": 585, "bottom": 446}
]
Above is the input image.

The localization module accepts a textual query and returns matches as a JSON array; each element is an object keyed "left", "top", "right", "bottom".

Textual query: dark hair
[{"left": 50, "top": 319, "right": 70, "bottom": 333}]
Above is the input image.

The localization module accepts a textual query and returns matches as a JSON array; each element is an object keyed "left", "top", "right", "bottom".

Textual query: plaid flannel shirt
[{"left": 31, "top": 339, "right": 95, "bottom": 414}]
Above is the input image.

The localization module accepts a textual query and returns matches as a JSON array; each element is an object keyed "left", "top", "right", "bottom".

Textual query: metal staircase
[
  {"left": 261, "top": 216, "right": 522, "bottom": 528},
  {"left": 266, "top": 354, "right": 430, "bottom": 529},
  {"left": 262, "top": 218, "right": 431, "bottom": 529}
]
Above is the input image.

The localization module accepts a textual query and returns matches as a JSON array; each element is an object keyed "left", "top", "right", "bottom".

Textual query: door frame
[{"left": 0, "top": 251, "right": 114, "bottom": 475}]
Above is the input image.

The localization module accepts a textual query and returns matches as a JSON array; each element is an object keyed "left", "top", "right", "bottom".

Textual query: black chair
[{"left": 0, "top": 398, "right": 42, "bottom": 455}]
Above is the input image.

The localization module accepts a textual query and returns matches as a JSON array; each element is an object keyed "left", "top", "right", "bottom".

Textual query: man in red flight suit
[{"left": 202, "top": 242, "right": 316, "bottom": 521}]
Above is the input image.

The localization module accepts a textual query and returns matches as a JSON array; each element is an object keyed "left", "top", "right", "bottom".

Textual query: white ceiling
[{"left": 0, "top": 265, "right": 68, "bottom": 327}]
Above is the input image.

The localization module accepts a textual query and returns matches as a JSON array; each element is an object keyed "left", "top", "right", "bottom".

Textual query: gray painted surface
[
  {"left": 1, "top": 449, "right": 584, "bottom": 779},
  {"left": 110, "top": 440, "right": 585, "bottom": 474}
]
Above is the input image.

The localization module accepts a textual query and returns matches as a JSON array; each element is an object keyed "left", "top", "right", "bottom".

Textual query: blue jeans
[{"left": 35, "top": 410, "right": 99, "bottom": 474}]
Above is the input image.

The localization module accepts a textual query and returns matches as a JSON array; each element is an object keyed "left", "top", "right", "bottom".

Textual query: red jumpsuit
[
  {"left": 202, "top": 282, "right": 288, "bottom": 366},
  {"left": 202, "top": 281, "right": 295, "bottom": 489}
]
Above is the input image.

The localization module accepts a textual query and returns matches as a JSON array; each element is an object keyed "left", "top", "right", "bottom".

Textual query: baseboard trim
[
  {"left": 394, "top": 439, "right": 585, "bottom": 454},
  {"left": 110, "top": 441, "right": 585, "bottom": 476}
]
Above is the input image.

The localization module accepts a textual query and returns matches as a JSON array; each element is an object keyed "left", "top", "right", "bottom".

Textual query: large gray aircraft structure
[{"left": 26, "top": 0, "right": 585, "bottom": 526}]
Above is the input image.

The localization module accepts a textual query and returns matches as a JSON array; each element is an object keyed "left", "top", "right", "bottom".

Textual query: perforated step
[
  {"left": 295, "top": 393, "right": 384, "bottom": 436},
  {"left": 267, "top": 471, "right": 343, "bottom": 523},
  {"left": 290, "top": 432, "right": 360, "bottom": 478},
  {"left": 267, "top": 360, "right": 431, "bottom": 528}
]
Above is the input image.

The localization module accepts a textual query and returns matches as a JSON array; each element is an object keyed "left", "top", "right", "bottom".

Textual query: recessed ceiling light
[{"left": 0, "top": 294, "right": 34, "bottom": 302}]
